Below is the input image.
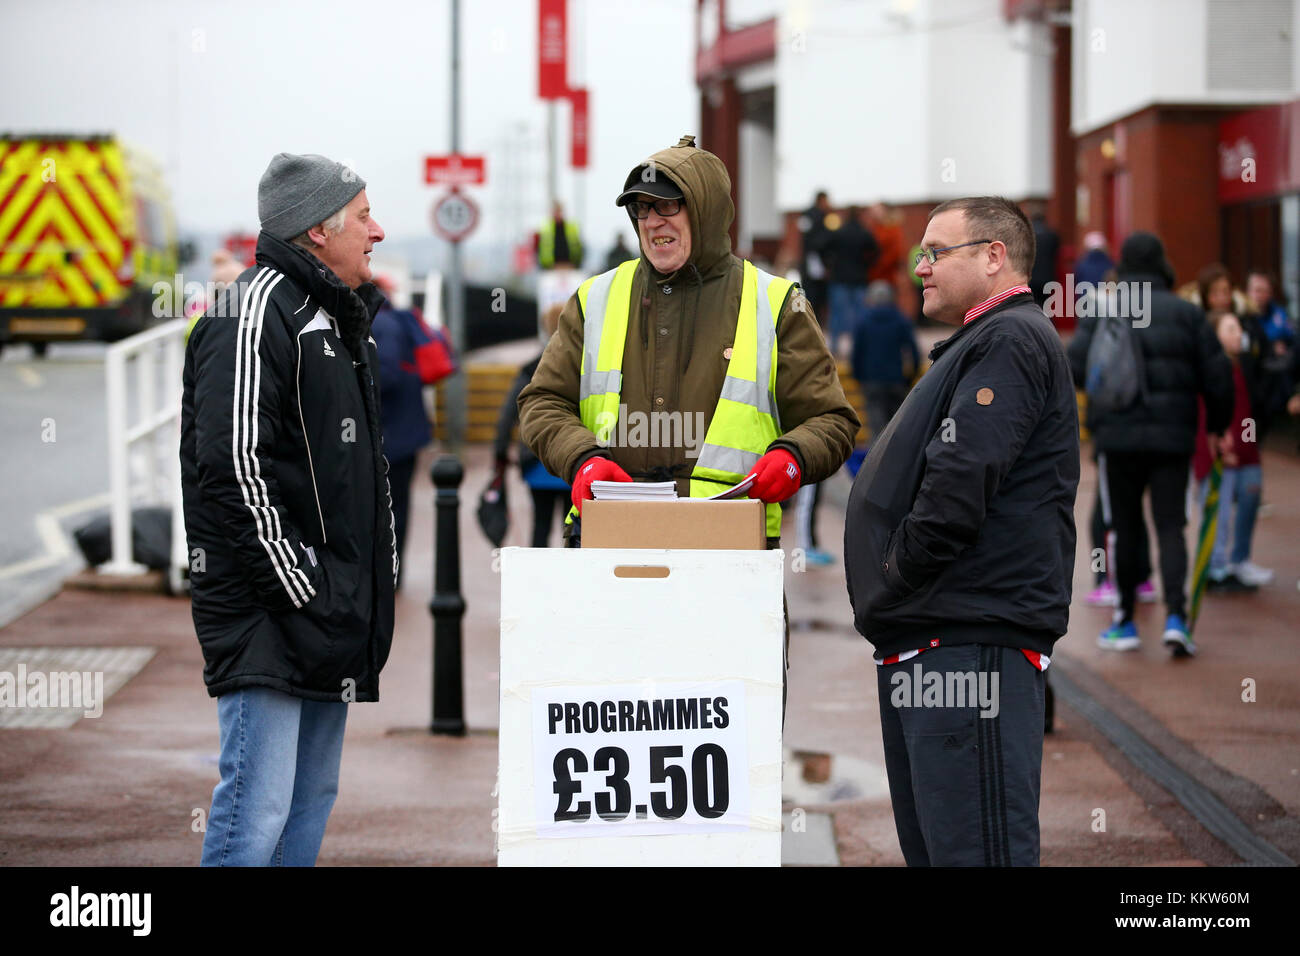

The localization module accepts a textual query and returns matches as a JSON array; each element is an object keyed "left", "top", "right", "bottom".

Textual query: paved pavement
[{"left": 2, "top": 421, "right": 1298, "bottom": 865}]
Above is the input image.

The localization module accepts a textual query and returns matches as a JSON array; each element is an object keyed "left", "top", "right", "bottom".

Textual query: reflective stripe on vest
[
  {"left": 576, "top": 258, "right": 639, "bottom": 443},
  {"left": 571, "top": 258, "right": 793, "bottom": 538},
  {"left": 690, "top": 260, "right": 788, "bottom": 537}
]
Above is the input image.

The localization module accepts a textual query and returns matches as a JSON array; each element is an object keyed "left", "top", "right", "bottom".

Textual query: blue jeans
[
  {"left": 827, "top": 283, "right": 867, "bottom": 343},
  {"left": 200, "top": 687, "right": 348, "bottom": 867},
  {"left": 1205, "top": 464, "right": 1263, "bottom": 571}
]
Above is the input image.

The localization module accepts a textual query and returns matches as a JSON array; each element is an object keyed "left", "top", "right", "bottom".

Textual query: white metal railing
[{"left": 102, "top": 319, "right": 188, "bottom": 592}]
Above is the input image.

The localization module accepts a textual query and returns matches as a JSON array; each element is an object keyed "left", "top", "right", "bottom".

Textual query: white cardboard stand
[{"left": 498, "top": 547, "right": 785, "bottom": 866}]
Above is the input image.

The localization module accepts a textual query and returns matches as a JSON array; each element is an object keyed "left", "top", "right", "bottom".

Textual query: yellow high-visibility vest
[
  {"left": 571, "top": 257, "right": 791, "bottom": 538},
  {"left": 539, "top": 219, "right": 583, "bottom": 269}
]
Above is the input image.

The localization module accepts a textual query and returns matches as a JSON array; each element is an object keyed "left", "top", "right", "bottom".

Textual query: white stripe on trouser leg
[{"left": 1096, "top": 451, "right": 1117, "bottom": 590}]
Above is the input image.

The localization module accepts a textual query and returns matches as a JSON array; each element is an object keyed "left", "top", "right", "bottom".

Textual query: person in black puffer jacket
[
  {"left": 1068, "top": 232, "right": 1233, "bottom": 656},
  {"left": 182, "top": 153, "right": 396, "bottom": 866}
]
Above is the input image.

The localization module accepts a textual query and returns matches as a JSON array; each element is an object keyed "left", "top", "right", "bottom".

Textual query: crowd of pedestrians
[
  {"left": 783, "top": 192, "right": 1298, "bottom": 635},
  {"left": 500, "top": 189, "right": 1300, "bottom": 632},
  {"left": 1064, "top": 234, "right": 1299, "bottom": 653},
  {"left": 789, "top": 193, "right": 919, "bottom": 564}
]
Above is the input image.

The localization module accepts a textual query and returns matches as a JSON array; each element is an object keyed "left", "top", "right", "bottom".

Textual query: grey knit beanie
[{"left": 257, "top": 153, "right": 366, "bottom": 240}]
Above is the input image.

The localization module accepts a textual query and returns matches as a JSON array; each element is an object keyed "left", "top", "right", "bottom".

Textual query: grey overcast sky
[{"left": 1, "top": 0, "right": 697, "bottom": 264}]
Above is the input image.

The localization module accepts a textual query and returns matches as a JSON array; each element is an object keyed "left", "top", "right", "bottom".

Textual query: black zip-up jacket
[
  {"left": 844, "top": 292, "right": 1080, "bottom": 659},
  {"left": 181, "top": 232, "right": 397, "bottom": 702},
  {"left": 1067, "top": 272, "right": 1233, "bottom": 453}
]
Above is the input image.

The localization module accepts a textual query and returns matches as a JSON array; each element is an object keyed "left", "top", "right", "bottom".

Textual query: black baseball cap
[{"left": 615, "top": 165, "right": 684, "bottom": 207}]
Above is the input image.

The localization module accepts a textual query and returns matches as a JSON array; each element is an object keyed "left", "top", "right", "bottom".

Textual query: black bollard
[{"left": 429, "top": 455, "right": 466, "bottom": 735}]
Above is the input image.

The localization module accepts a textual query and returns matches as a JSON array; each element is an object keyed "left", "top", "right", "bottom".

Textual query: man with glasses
[
  {"left": 518, "top": 135, "right": 857, "bottom": 547},
  {"left": 844, "top": 197, "right": 1080, "bottom": 866}
]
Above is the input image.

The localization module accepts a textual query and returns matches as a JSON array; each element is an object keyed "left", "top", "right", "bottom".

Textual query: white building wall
[
  {"left": 1073, "top": 0, "right": 1300, "bottom": 136},
  {"left": 928, "top": 12, "right": 1053, "bottom": 200},
  {"left": 739, "top": 119, "right": 781, "bottom": 251},
  {"left": 775, "top": 0, "right": 1051, "bottom": 210}
]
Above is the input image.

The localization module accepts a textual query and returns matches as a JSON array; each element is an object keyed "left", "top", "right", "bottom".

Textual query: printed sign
[
  {"left": 424, "top": 154, "right": 486, "bottom": 186},
  {"left": 498, "top": 547, "right": 784, "bottom": 866},
  {"left": 531, "top": 680, "right": 749, "bottom": 838}
]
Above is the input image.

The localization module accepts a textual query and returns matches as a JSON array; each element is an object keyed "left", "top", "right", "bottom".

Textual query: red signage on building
[
  {"left": 1218, "top": 100, "right": 1300, "bottom": 204},
  {"left": 424, "top": 154, "right": 486, "bottom": 186},
  {"left": 569, "top": 88, "right": 589, "bottom": 169},
  {"left": 538, "top": 0, "right": 567, "bottom": 99}
]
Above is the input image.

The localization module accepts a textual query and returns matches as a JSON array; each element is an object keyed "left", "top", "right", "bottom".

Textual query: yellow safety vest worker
[
  {"left": 539, "top": 219, "right": 583, "bottom": 269},
  {"left": 570, "top": 257, "right": 792, "bottom": 538}
]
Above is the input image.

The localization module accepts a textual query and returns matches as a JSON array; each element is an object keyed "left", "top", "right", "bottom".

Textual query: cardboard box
[{"left": 581, "top": 499, "right": 766, "bottom": 550}]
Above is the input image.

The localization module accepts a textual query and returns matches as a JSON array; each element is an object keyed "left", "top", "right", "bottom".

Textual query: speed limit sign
[{"left": 431, "top": 187, "right": 479, "bottom": 242}]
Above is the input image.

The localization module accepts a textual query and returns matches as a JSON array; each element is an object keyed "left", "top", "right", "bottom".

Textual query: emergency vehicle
[{"left": 0, "top": 133, "right": 177, "bottom": 355}]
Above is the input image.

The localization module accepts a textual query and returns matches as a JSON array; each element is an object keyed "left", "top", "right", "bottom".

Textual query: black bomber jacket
[{"left": 844, "top": 292, "right": 1081, "bottom": 659}]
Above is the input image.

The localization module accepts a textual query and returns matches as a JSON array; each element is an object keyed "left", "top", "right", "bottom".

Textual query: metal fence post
[{"left": 430, "top": 455, "right": 466, "bottom": 735}]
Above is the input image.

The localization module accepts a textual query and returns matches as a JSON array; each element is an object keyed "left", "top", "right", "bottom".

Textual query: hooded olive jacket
[{"left": 518, "top": 138, "right": 859, "bottom": 516}]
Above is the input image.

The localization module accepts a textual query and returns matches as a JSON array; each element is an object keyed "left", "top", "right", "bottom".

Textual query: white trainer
[{"left": 1231, "top": 561, "right": 1274, "bottom": 586}]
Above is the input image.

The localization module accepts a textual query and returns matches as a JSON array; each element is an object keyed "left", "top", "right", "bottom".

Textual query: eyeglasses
[
  {"left": 627, "top": 197, "right": 683, "bottom": 220},
  {"left": 914, "top": 239, "right": 993, "bottom": 267}
]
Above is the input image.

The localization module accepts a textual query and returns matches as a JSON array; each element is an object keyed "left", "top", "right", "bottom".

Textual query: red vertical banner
[
  {"left": 538, "top": 0, "right": 567, "bottom": 99},
  {"left": 569, "top": 88, "right": 589, "bottom": 169}
]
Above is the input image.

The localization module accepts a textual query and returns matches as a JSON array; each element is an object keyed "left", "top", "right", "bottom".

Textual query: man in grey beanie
[{"left": 181, "top": 153, "right": 396, "bottom": 865}]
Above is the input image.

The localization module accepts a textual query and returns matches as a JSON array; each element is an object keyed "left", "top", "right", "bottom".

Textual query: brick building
[{"left": 696, "top": 0, "right": 1300, "bottom": 316}]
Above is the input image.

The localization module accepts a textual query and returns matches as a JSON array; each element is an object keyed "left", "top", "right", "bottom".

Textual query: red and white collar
[{"left": 963, "top": 285, "right": 1031, "bottom": 325}]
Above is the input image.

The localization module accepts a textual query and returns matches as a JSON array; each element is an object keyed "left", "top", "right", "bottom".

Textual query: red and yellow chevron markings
[{"left": 0, "top": 139, "right": 129, "bottom": 309}]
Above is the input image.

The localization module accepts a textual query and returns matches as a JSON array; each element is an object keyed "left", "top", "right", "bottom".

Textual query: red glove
[
  {"left": 571, "top": 457, "right": 632, "bottom": 514},
  {"left": 748, "top": 449, "right": 801, "bottom": 503}
]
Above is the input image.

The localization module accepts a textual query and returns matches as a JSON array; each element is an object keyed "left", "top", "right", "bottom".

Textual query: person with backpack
[{"left": 1068, "top": 232, "right": 1233, "bottom": 656}]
